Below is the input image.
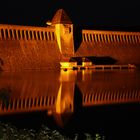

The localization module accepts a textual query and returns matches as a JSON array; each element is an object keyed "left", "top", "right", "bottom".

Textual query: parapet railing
[
  {"left": 82, "top": 30, "right": 140, "bottom": 44},
  {"left": 0, "top": 24, "right": 56, "bottom": 41}
]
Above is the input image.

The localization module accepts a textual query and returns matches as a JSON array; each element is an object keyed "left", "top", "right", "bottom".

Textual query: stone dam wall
[
  {"left": 0, "top": 24, "right": 61, "bottom": 71},
  {"left": 76, "top": 30, "right": 140, "bottom": 65},
  {"left": 0, "top": 23, "right": 140, "bottom": 71}
]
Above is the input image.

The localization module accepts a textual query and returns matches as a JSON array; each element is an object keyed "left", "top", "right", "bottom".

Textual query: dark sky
[{"left": 0, "top": 0, "right": 140, "bottom": 30}]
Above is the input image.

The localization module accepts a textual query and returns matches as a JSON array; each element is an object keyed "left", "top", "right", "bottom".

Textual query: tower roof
[{"left": 51, "top": 9, "right": 72, "bottom": 24}]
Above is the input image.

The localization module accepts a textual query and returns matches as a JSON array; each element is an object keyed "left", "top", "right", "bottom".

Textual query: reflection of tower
[
  {"left": 55, "top": 83, "right": 74, "bottom": 114},
  {"left": 52, "top": 70, "right": 77, "bottom": 127},
  {"left": 53, "top": 82, "right": 75, "bottom": 127},
  {"left": 50, "top": 9, "right": 74, "bottom": 58}
]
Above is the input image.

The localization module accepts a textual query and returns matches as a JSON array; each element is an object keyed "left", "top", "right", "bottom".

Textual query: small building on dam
[{"left": 0, "top": 9, "right": 140, "bottom": 71}]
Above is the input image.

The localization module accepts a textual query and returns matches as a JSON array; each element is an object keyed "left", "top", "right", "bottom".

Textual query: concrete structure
[{"left": 0, "top": 9, "right": 140, "bottom": 71}]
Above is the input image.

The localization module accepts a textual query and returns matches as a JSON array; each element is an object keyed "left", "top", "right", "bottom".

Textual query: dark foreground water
[{"left": 0, "top": 69, "right": 140, "bottom": 139}]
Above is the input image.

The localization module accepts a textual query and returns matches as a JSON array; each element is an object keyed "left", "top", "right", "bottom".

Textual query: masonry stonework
[{"left": 0, "top": 9, "right": 140, "bottom": 71}]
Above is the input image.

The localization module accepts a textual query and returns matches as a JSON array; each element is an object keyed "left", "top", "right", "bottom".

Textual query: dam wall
[
  {"left": 76, "top": 30, "right": 140, "bottom": 65},
  {"left": 0, "top": 9, "right": 140, "bottom": 71},
  {"left": 0, "top": 24, "right": 61, "bottom": 71}
]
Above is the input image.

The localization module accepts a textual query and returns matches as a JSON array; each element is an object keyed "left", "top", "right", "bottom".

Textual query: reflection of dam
[
  {"left": 0, "top": 71, "right": 76, "bottom": 115},
  {"left": 79, "top": 70, "right": 140, "bottom": 106},
  {"left": 0, "top": 70, "right": 140, "bottom": 116},
  {"left": 83, "top": 89, "right": 139, "bottom": 106},
  {"left": 1, "top": 85, "right": 139, "bottom": 115}
]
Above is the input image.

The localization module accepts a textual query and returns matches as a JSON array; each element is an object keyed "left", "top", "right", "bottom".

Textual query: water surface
[{"left": 0, "top": 69, "right": 140, "bottom": 139}]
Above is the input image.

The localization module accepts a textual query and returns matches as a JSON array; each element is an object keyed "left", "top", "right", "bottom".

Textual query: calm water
[{"left": 0, "top": 69, "right": 140, "bottom": 139}]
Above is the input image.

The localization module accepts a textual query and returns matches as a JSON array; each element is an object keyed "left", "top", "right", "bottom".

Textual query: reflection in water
[
  {"left": 0, "top": 88, "right": 11, "bottom": 110},
  {"left": 0, "top": 70, "right": 140, "bottom": 128}
]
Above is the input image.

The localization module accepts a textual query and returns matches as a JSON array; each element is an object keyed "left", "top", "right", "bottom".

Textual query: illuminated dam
[{"left": 0, "top": 9, "right": 140, "bottom": 71}]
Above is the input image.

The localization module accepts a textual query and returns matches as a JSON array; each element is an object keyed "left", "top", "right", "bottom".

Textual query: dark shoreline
[{"left": 0, "top": 103, "right": 139, "bottom": 140}]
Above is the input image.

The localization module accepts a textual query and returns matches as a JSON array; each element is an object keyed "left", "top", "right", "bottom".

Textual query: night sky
[{"left": 0, "top": 0, "right": 140, "bottom": 31}]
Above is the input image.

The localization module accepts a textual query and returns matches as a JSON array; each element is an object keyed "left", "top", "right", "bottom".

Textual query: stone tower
[{"left": 51, "top": 9, "right": 75, "bottom": 60}]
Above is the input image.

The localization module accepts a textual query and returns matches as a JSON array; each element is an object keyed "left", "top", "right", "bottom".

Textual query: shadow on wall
[
  {"left": 0, "top": 58, "right": 4, "bottom": 71},
  {"left": 87, "top": 56, "right": 118, "bottom": 65},
  {"left": 73, "top": 25, "right": 82, "bottom": 53},
  {"left": 71, "top": 56, "right": 118, "bottom": 65}
]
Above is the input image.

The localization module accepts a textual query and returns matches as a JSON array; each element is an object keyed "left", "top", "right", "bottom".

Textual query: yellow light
[
  {"left": 46, "top": 21, "right": 52, "bottom": 26},
  {"left": 60, "top": 62, "right": 70, "bottom": 68}
]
